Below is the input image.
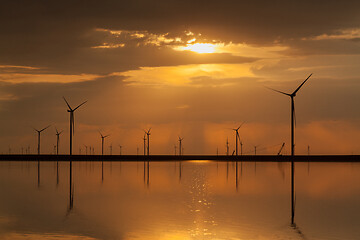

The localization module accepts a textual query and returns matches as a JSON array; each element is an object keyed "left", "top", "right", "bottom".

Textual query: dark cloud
[{"left": 0, "top": 0, "right": 359, "bottom": 75}]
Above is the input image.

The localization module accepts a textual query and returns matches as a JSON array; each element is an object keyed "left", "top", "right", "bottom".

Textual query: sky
[{"left": 0, "top": 0, "right": 359, "bottom": 155}]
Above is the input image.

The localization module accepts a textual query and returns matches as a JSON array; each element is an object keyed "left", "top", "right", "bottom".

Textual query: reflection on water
[{"left": 0, "top": 160, "right": 360, "bottom": 239}]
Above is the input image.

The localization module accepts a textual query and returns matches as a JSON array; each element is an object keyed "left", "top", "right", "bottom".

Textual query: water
[{"left": 0, "top": 160, "right": 359, "bottom": 239}]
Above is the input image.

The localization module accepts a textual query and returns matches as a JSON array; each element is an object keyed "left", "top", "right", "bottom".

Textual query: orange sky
[{"left": 0, "top": 1, "right": 359, "bottom": 154}]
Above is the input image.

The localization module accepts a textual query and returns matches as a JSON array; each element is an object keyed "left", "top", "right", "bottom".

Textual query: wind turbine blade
[
  {"left": 104, "top": 135, "right": 110, "bottom": 138},
  {"left": 292, "top": 73, "right": 312, "bottom": 96},
  {"left": 73, "top": 101, "right": 87, "bottom": 111},
  {"left": 147, "top": 128, "right": 151, "bottom": 134},
  {"left": 63, "top": 97, "right": 72, "bottom": 110},
  {"left": 266, "top": 87, "right": 291, "bottom": 96},
  {"left": 40, "top": 125, "right": 51, "bottom": 132},
  {"left": 99, "top": 131, "right": 104, "bottom": 138},
  {"left": 33, "top": 127, "right": 39, "bottom": 132},
  {"left": 59, "top": 130, "right": 64, "bottom": 135},
  {"left": 55, "top": 127, "right": 59, "bottom": 134}
]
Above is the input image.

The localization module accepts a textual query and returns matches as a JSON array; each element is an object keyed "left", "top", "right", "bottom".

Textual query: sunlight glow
[{"left": 178, "top": 43, "right": 219, "bottom": 54}]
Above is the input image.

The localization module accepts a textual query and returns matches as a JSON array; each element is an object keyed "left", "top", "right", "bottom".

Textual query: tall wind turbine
[
  {"left": 63, "top": 97, "right": 87, "bottom": 155},
  {"left": 55, "top": 128, "right": 63, "bottom": 155},
  {"left": 232, "top": 122, "right": 245, "bottom": 156},
  {"left": 144, "top": 128, "right": 151, "bottom": 156},
  {"left": 178, "top": 136, "right": 184, "bottom": 156},
  {"left": 268, "top": 73, "right": 312, "bottom": 156},
  {"left": 99, "top": 132, "right": 110, "bottom": 155},
  {"left": 268, "top": 73, "right": 312, "bottom": 224},
  {"left": 33, "top": 125, "right": 51, "bottom": 155}
]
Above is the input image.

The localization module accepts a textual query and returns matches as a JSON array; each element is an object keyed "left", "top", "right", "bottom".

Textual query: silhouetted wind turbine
[
  {"left": 99, "top": 132, "right": 110, "bottom": 155},
  {"left": 268, "top": 73, "right": 312, "bottom": 225},
  {"left": 33, "top": 125, "right": 51, "bottom": 155},
  {"left": 143, "top": 133, "right": 147, "bottom": 156},
  {"left": 144, "top": 128, "right": 151, "bottom": 156},
  {"left": 267, "top": 74, "right": 312, "bottom": 156},
  {"left": 63, "top": 97, "right": 87, "bottom": 155},
  {"left": 226, "top": 138, "right": 229, "bottom": 156},
  {"left": 178, "top": 136, "right": 184, "bottom": 156},
  {"left": 232, "top": 122, "right": 244, "bottom": 156},
  {"left": 55, "top": 128, "right": 63, "bottom": 155}
]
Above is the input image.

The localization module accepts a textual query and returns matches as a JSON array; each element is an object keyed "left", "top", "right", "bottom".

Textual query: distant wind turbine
[
  {"left": 63, "top": 97, "right": 87, "bottom": 155},
  {"left": 99, "top": 132, "right": 110, "bottom": 155},
  {"left": 33, "top": 125, "right": 51, "bottom": 155},
  {"left": 267, "top": 73, "right": 312, "bottom": 156},
  {"left": 178, "top": 136, "right": 184, "bottom": 156},
  {"left": 143, "top": 133, "right": 147, "bottom": 156},
  {"left": 144, "top": 128, "right": 151, "bottom": 156},
  {"left": 226, "top": 138, "right": 229, "bottom": 156},
  {"left": 232, "top": 122, "right": 245, "bottom": 156},
  {"left": 55, "top": 128, "right": 63, "bottom": 155}
]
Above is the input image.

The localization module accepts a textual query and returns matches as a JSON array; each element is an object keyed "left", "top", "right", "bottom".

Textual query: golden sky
[{"left": 0, "top": 1, "right": 359, "bottom": 154}]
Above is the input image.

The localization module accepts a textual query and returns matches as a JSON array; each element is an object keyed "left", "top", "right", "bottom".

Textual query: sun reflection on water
[{"left": 185, "top": 164, "right": 217, "bottom": 239}]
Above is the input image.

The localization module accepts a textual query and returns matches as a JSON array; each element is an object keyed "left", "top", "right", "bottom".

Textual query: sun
[{"left": 178, "top": 43, "right": 217, "bottom": 54}]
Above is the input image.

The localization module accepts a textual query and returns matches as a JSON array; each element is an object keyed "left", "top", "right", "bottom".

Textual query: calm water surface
[{"left": 0, "top": 160, "right": 359, "bottom": 240}]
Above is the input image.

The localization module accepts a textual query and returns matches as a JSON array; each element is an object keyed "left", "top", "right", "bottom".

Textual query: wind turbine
[
  {"left": 144, "top": 128, "right": 151, "bottom": 156},
  {"left": 232, "top": 122, "right": 245, "bottom": 156},
  {"left": 226, "top": 138, "right": 229, "bottom": 156},
  {"left": 268, "top": 73, "right": 312, "bottom": 224},
  {"left": 143, "top": 133, "right": 147, "bottom": 156},
  {"left": 267, "top": 73, "right": 312, "bottom": 156},
  {"left": 178, "top": 136, "right": 184, "bottom": 156},
  {"left": 99, "top": 132, "right": 110, "bottom": 155},
  {"left": 63, "top": 97, "right": 87, "bottom": 155},
  {"left": 33, "top": 125, "right": 51, "bottom": 155},
  {"left": 55, "top": 128, "right": 63, "bottom": 155}
]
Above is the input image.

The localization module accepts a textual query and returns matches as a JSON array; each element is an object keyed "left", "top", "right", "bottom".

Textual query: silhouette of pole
[
  {"left": 143, "top": 134, "right": 146, "bottom": 156},
  {"left": 37, "top": 131, "right": 41, "bottom": 155},
  {"left": 291, "top": 96, "right": 295, "bottom": 156},
  {"left": 147, "top": 135, "right": 150, "bottom": 156}
]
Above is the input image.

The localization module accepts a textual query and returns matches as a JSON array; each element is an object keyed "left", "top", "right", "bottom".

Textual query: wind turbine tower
[
  {"left": 34, "top": 125, "right": 51, "bottom": 155},
  {"left": 99, "top": 132, "right": 110, "bottom": 155},
  {"left": 233, "top": 122, "right": 244, "bottom": 156},
  {"left": 268, "top": 74, "right": 312, "bottom": 156},
  {"left": 63, "top": 97, "right": 87, "bottom": 155},
  {"left": 178, "top": 136, "right": 184, "bottom": 156},
  {"left": 55, "top": 128, "right": 63, "bottom": 155}
]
